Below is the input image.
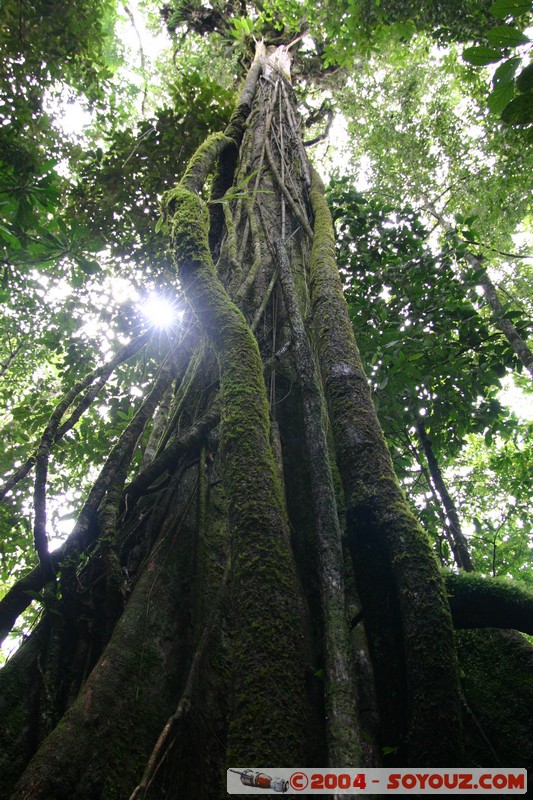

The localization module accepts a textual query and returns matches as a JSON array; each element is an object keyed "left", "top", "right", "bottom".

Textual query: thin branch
[
  {"left": 414, "top": 416, "right": 473, "bottom": 572},
  {"left": 123, "top": 3, "right": 148, "bottom": 116},
  {"left": 122, "top": 126, "right": 156, "bottom": 169},
  {"left": 303, "top": 107, "right": 334, "bottom": 147},
  {"left": 286, "top": 31, "right": 309, "bottom": 50},
  {"left": 251, "top": 267, "right": 279, "bottom": 331},
  {"left": 0, "top": 340, "right": 24, "bottom": 379},
  {"left": 456, "top": 238, "right": 533, "bottom": 261}
]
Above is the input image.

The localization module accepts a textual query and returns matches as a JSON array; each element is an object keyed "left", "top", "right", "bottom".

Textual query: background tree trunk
[{"left": 414, "top": 415, "right": 473, "bottom": 572}]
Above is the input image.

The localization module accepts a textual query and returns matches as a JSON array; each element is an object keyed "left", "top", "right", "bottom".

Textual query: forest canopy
[{"left": 0, "top": 0, "right": 532, "bottom": 798}]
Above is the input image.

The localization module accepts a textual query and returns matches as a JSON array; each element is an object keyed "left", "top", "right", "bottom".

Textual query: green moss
[
  {"left": 309, "top": 167, "right": 462, "bottom": 765},
  {"left": 456, "top": 629, "right": 533, "bottom": 767},
  {"left": 444, "top": 570, "right": 533, "bottom": 634},
  {"left": 161, "top": 159, "right": 307, "bottom": 766},
  {"left": 181, "top": 132, "right": 232, "bottom": 195},
  {"left": 446, "top": 570, "right": 533, "bottom": 603}
]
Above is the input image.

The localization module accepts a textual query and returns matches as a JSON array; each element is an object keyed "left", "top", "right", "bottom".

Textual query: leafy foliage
[
  {"left": 70, "top": 64, "right": 234, "bottom": 275},
  {"left": 462, "top": 0, "right": 533, "bottom": 125},
  {"left": 329, "top": 179, "right": 532, "bottom": 571},
  {"left": 454, "top": 424, "right": 533, "bottom": 584},
  {"left": 0, "top": 0, "right": 120, "bottom": 97}
]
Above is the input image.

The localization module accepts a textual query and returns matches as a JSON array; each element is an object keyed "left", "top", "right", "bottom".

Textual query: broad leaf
[
  {"left": 490, "top": 0, "right": 532, "bottom": 18},
  {"left": 75, "top": 255, "right": 102, "bottom": 274},
  {"left": 488, "top": 80, "right": 516, "bottom": 113},
  {"left": 487, "top": 25, "right": 531, "bottom": 47},
  {"left": 516, "top": 62, "right": 533, "bottom": 92},
  {"left": 492, "top": 56, "right": 521, "bottom": 85},
  {"left": 501, "top": 92, "right": 533, "bottom": 123},
  {"left": 463, "top": 46, "right": 504, "bottom": 66}
]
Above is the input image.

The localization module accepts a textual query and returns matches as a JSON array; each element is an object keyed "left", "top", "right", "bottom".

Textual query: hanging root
[
  {"left": 275, "top": 237, "right": 362, "bottom": 765},
  {"left": 160, "top": 76, "right": 306, "bottom": 763}
]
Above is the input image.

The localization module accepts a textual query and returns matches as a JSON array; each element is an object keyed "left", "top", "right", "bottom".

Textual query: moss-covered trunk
[{"left": 1, "top": 42, "right": 532, "bottom": 800}]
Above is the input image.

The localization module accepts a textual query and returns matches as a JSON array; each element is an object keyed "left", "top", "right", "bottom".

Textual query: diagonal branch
[
  {"left": 0, "top": 359, "right": 173, "bottom": 646},
  {"left": 0, "top": 332, "right": 150, "bottom": 501},
  {"left": 414, "top": 415, "right": 473, "bottom": 572},
  {"left": 425, "top": 199, "right": 533, "bottom": 379}
]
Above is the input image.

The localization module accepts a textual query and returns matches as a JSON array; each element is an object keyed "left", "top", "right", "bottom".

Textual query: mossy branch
[
  {"left": 224, "top": 52, "right": 263, "bottom": 143},
  {"left": 181, "top": 132, "right": 233, "bottom": 195},
  {"left": 445, "top": 572, "right": 533, "bottom": 635}
]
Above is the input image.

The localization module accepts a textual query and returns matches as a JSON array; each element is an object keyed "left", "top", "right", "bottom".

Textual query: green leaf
[
  {"left": 516, "top": 62, "right": 533, "bottom": 92},
  {"left": 488, "top": 80, "right": 516, "bottom": 114},
  {"left": 490, "top": 0, "right": 532, "bottom": 18},
  {"left": 493, "top": 56, "right": 521, "bottom": 86},
  {"left": 501, "top": 92, "right": 533, "bottom": 123},
  {"left": 75, "top": 256, "right": 101, "bottom": 274},
  {"left": 487, "top": 25, "right": 531, "bottom": 47},
  {"left": 463, "top": 46, "right": 504, "bottom": 66},
  {"left": 382, "top": 745, "right": 398, "bottom": 756},
  {"left": 0, "top": 224, "right": 22, "bottom": 249}
]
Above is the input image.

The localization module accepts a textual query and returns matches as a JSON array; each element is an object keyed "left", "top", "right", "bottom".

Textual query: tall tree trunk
[{"left": 1, "top": 44, "right": 466, "bottom": 798}]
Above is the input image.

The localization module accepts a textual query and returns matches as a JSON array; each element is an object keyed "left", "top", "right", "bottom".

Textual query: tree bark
[
  {"left": 414, "top": 415, "right": 473, "bottom": 572},
  {"left": 309, "top": 170, "right": 463, "bottom": 766}
]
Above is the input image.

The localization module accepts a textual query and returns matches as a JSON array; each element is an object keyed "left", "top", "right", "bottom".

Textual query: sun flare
[{"left": 141, "top": 293, "right": 181, "bottom": 329}]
